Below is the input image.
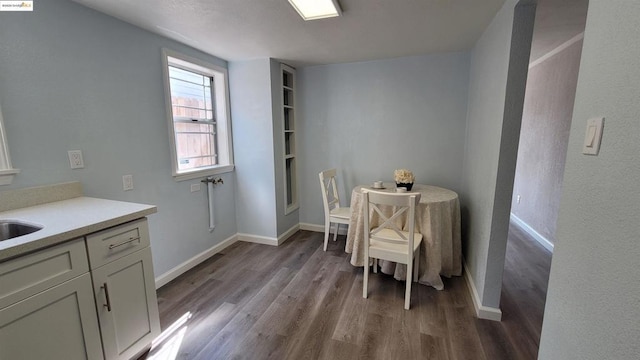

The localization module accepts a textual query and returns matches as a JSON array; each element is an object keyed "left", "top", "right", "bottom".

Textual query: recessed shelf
[{"left": 282, "top": 64, "right": 298, "bottom": 214}]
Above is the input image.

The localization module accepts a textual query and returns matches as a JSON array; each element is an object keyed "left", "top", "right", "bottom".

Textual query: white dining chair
[
  {"left": 319, "top": 169, "right": 351, "bottom": 251},
  {"left": 362, "top": 189, "right": 422, "bottom": 310}
]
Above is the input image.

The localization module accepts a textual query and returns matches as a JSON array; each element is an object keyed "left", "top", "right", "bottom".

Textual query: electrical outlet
[
  {"left": 122, "top": 175, "right": 134, "bottom": 191},
  {"left": 517, "top": 195, "right": 521, "bottom": 204},
  {"left": 68, "top": 150, "right": 84, "bottom": 169},
  {"left": 190, "top": 183, "right": 201, "bottom": 192}
]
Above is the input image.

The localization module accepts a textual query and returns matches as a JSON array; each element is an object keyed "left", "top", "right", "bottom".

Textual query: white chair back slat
[
  {"left": 370, "top": 204, "right": 409, "bottom": 240},
  {"left": 367, "top": 190, "right": 419, "bottom": 207}
]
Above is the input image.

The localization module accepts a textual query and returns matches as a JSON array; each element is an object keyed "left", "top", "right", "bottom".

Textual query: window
[
  {"left": 162, "top": 49, "right": 233, "bottom": 181},
  {"left": 0, "top": 103, "right": 20, "bottom": 185}
]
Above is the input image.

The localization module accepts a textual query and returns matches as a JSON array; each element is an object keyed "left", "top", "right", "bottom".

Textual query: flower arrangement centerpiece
[{"left": 394, "top": 169, "right": 415, "bottom": 191}]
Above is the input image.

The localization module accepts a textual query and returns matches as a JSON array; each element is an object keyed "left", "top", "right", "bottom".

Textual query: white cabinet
[
  {"left": 0, "top": 217, "right": 159, "bottom": 360},
  {"left": 92, "top": 247, "right": 159, "bottom": 360},
  {"left": 88, "top": 218, "right": 160, "bottom": 360},
  {"left": 0, "top": 273, "right": 104, "bottom": 360}
]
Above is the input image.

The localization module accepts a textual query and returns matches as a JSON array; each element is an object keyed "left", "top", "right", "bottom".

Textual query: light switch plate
[
  {"left": 190, "top": 183, "right": 201, "bottom": 192},
  {"left": 68, "top": 150, "right": 84, "bottom": 169},
  {"left": 122, "top": 175, "right": 133, "bottom": 191},
  {"left": 582, "top": 117, "right": 604, "bottom": 155}
]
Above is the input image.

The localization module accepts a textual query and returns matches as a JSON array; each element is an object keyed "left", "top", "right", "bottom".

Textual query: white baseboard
[
  {"left": 463, "top": 261, "right": 503, "bottom": 322},
  {"left": 238, "top": 223, "right": 300, "bottom": 246},
  {"left": 237, "top": 233, "right": 279, "bottom": 246},
  {"left": 277, "top": 223, "right": 300, "bottom": 245},
  {"left": 510, "top": 213, "right": 554, "bottom": 253},
  {"left": 155, "top": 233, "right": 238, "bottom": 289},
  {"left": 299, "top": 222, "right": 348, "bottom": 235},
  {"left": 299, "top": 222, "right": 323, "bottom": 232}
]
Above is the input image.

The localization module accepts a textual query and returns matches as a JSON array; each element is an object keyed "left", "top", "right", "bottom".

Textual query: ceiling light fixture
[{"left": 288, "top": 0, "right": 342, "bottom": 21}]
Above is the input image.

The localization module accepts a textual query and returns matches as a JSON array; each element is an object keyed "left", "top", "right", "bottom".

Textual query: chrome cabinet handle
[
  {"left": 108, "top": 236, "right": 141, "bottom": 249},
  {"left": 102, "top": 283, "right": 112, "bottom": 312}
]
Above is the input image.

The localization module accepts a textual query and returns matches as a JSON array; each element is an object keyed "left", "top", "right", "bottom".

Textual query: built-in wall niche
[{"left": 281, "top": 64, "right": 298, "bottom": 214}]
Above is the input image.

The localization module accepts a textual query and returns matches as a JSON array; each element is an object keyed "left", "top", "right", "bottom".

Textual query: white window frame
[
  {"left": 0, "top": 103, "right": 20, "bottom": 185},
  {"left": 161, "top": 48, "right": 234, "bottom": 181}
]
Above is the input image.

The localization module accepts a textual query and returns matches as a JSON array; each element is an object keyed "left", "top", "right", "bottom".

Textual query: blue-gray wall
[
  {"left": 0, "top": 0, "right": 237, "bottom": 277},
  {"left": 297, "top": 53, "right": 471, "bottom": 226},
  {"left": 538, "top": 0, "right": 640, "bottom": 358},
  {"left": 229, "top": 58, "right": 300, "bottom": 239},
  {"left": 229, "top": 59, "right": 278, "bottom": 238},
  {"left": 461, "top": 0, "right": 535, "bottom": 310}
]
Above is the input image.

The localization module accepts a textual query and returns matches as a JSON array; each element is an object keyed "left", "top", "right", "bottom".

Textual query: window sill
[
  {"left": 0, "top": 169, "right": 20, "bottom": 186},
  {"left": 173, "top": 164, "right": 234, "bottom": 182}
]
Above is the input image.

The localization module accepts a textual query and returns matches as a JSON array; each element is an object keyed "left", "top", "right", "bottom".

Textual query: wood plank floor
[{"left": 144, "top": 223, "right": 551, "bottom": 360}]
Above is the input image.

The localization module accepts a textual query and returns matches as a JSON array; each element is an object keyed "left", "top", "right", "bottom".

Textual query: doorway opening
[{"left": 503, "top": 0, "right": 588, "bottom": 355}]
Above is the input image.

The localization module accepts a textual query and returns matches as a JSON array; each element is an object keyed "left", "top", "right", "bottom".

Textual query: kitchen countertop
[{"left": 0, "top": 196, "right": 157, "bottom": 262}]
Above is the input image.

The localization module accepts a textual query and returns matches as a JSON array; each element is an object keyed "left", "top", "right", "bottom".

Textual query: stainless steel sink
[{"left": 0, "top": 220, "right": 43, "bottom": 241}]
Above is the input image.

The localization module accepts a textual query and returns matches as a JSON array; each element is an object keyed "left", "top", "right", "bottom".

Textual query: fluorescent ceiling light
[{"left": 288, "top": 0, "right": 342, "bottom": 21}]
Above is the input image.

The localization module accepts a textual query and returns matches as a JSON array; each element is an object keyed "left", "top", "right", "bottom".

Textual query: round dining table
[{"left": 345, "top": 183, "right": 462, "bottom": 290}]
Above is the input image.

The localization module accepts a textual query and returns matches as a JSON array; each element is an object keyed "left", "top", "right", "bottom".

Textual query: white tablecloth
[{"left": 345, "top": 183, "right": 462, "bottom": 290}]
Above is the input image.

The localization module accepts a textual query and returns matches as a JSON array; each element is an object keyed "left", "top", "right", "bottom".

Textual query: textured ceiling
[{"left": 72, "top": 0, "right": 507, "bottom": 66}]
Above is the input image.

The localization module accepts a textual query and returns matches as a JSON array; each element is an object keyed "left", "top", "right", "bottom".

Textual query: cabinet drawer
[
  {"left": 0, "top": 238, "right": 89, "bottom": 309},
  {"left": 86, "top": 218, "right": 150, "bottom": 269}
]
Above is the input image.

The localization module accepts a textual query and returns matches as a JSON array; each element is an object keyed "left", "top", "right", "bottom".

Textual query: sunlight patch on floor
[{"left": 147, "top": 312, "right": 192, "bottom": 360}]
